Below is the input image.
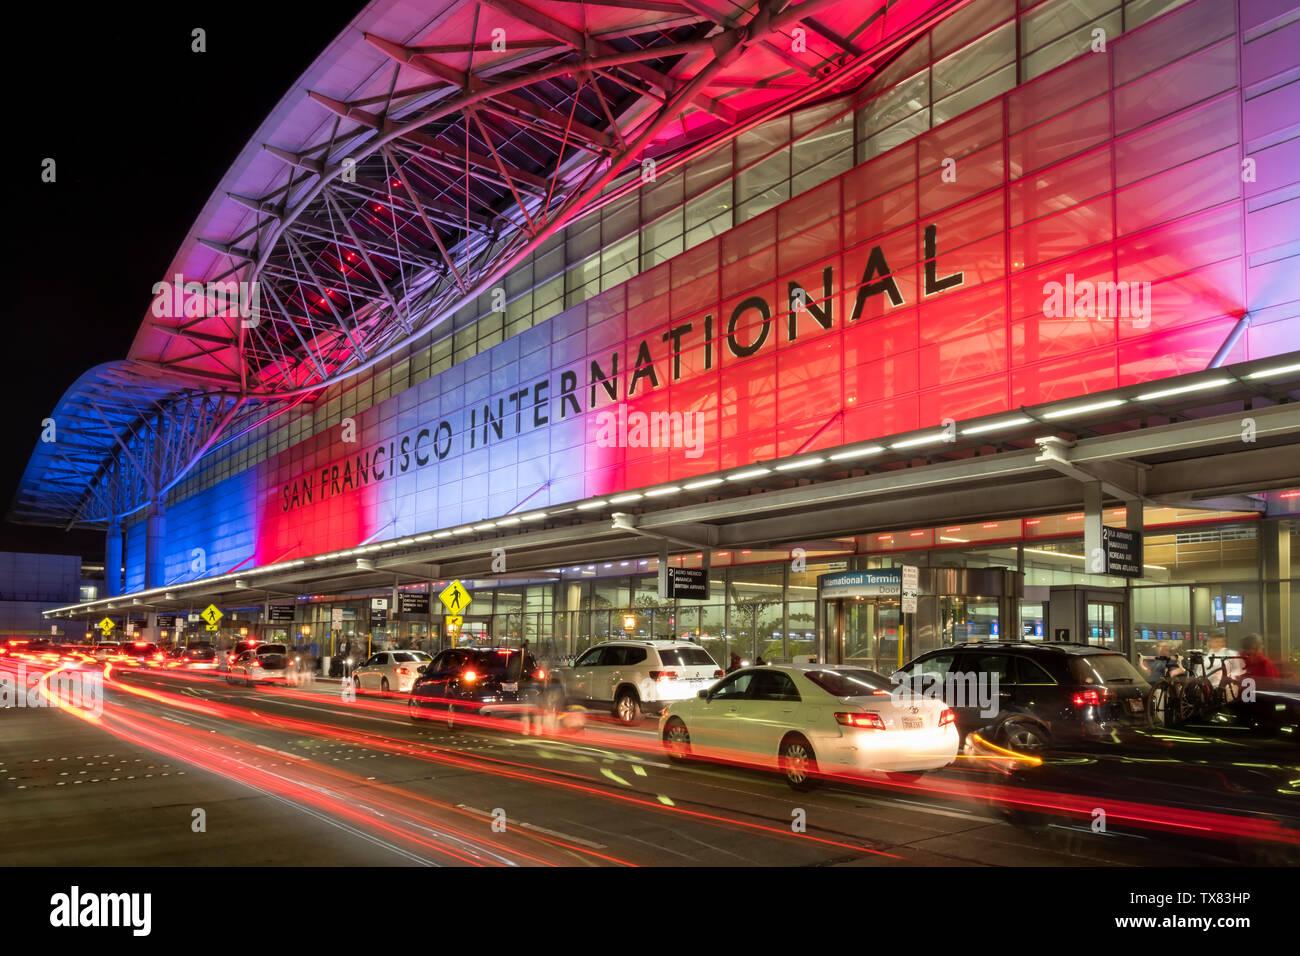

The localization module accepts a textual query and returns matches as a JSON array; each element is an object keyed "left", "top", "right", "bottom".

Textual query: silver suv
[{"left": 557, "top": 640, "right": 724, "bottom": 723}]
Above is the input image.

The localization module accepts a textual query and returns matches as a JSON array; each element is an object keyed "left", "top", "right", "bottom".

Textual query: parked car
[
  {"left": 555, "top": 640, "right": 725, "bottom": 723},
  {"left": 223, "top": 640, "right": 262, "bottom": 669},
  {"left": 408, "top": 646, "right": 556, "bottom": 726},
  {"left": 891, "top": 641, "right": 1152, "bottom": 750},
  {"left": 226, "top": 643, "right": 302, "bottom": 686},
  {"left": 660, "top": 665, "right": 958, "bottom": 790},
  {"left": 352, "top": 650, "right": 434, "bottom": 692}
]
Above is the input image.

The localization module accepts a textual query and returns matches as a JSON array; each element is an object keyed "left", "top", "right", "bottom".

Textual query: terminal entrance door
[
  {"left": 1085, "top": 599, "right": 1123, "bottom": 649},
  {"left": 831, "top": 598, "right": 903, "bottom": 672}
]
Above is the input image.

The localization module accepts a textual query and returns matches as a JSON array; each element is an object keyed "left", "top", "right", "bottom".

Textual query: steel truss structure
[{"left": 13, "top": 0, "right": 966, "bottom": 528}]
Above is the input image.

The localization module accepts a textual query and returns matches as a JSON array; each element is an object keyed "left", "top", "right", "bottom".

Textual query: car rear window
[
  {"left": 392, "top": 652, "right": 418, "bottom": 663},
  {"left": 467, "top": 649, "right": 534, "bottom": 674},
  {"left": 805, "top": 669, "right": 892, "bottom": 697},
  {"left": 1070, "top": 654, "right": 1145, "bottom": 685},
  {"left": 258, "top": 645, "right": 289, "bottom": 657},
  {"left": 657, "top": 647, "right": 717, "bottom": 667}
]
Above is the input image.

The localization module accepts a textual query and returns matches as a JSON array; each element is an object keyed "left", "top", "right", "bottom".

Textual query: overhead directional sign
[
  {"left": 1102, "top": 526, "right": 1143, "bottom": 578},
  {"left": 201, "top": 604, "right": 223, "bottom": 632},
  {"left": 439, "top": 580, "right": 472, "bottom": 614}
]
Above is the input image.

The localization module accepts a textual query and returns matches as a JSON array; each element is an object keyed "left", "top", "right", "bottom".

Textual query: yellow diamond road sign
[
  {"left": 200, "top": 604, "right": 223, "bottom": 627},
  {"left": 439, "top": 580, "right": 472, "bottom": 614},
  {"left": 98, "top": 617, "right": 114, "bottom": 634},
  {"left": 445, "top": 615, "right": 463, "bottom": 637}
]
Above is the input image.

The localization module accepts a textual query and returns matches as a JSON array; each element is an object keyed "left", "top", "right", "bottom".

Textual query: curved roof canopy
[{"left": 14, "top": 0, "right": 963, "bottom": 527}]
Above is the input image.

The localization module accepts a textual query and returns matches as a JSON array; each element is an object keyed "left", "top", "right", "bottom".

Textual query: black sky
[{"left": 1, "top": 1, "right": 365, "bottom": 557}]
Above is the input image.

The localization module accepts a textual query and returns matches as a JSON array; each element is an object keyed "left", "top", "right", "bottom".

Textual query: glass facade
[{"left": 158, "top": 0, "right": 1199, "bottom": 510}]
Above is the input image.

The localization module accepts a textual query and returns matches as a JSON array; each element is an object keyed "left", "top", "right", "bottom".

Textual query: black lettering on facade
[
  {"left": 850, "top": 245, "right": 905, "bottom": 318},
  {"left": 628, "top": 340, "right": 660, "bottom": 395},
  {"left": 726, "top": 296, "right": 772, "bottom": 358},
  {"left": 662, "top": 322, "right": 693, "bottom": 381},
  {"left": 590, "top": 354, "right": 619, "bottom": 407},
  {"left": 788, "top": 266, "right": 834, "bottom": 341},
  {"left": 923, "top": 223, "right": 964, "bottom": 295},
  {"left": 533, "top": 381, "right": 549, "bottom": 427},
  {"left": 559, "top": 370, "right": 580, "bottom": 418}
]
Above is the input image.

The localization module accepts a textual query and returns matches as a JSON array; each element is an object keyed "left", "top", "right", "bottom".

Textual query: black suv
[
  {"left": 409, "top": 646, "right": 558, "bottom": 727},
  {"left": 892, "top": 641, "right": 1151, "bottom": 750}
]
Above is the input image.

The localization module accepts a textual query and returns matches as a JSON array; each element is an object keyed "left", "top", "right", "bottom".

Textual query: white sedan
[
  {"left": 227, "top": 644, "right": 303, "bottom": 687},
  {"left": 352, "top": 650, "right": 434, "bottom": 692},
  {"left": 659, "top": 665, "right": 958, "bottom": 789}
]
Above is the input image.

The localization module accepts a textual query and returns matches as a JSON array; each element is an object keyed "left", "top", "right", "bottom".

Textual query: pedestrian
[
  {"left": 1138, "top": 641, "right": 1185, "bottom": 683},
  {"left": 1239, "top": 633, "right": 1279, "bottom": 679}
]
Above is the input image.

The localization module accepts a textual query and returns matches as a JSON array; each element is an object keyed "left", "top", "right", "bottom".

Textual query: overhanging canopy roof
[{"left": 15, "top": 0, "right": 967, "bottom": 528}]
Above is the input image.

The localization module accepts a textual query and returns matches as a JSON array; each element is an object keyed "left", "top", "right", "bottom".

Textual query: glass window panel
[
  {"left": 1021, "top": 0, "right": 1118, "bottom": 53},
  {"left": 933, "top": 0, "right": 1016, "bottom": 59},
  {"left": 737, "top": 115, "right": 790, "bottom": 166},
  {"left": 933, "top": 63, "right": 1016, "bottom": 125},
  {"left": 737, "top": 149, "right": 790, "bottom": 204},
  {"left": 1124, "top": 0, "right": 1195, "bottom": 29},
  {"left": 794, "top": 97, "right": 851, "bottom": 138},
  {"left": 933, "top": 23, "right": 1015, "bottom": 100},
  {"left": 793, "top": 111, "right": 853, "bottom": 173},
  {"left": 737, "top": 183, "right": 790, "bottom": 224},
  {"left": 641, "top": 172, "right": 684, "bottom": 221},
  {"left": 859, "top": 69, "right": 930, "bottom": 140},
  {"left": 566, "top": 220, "right": 601, "bottom": 261},
  {"left": 686, "top": 148, "right": 732, "bottom": 197},
  {"left": 792, "top": 149, "right": 852, "bottom": 197},
  {"left": 862, "top": 109, "right": 931, "bottom": 160},
  {"left": 686, "top": 181, "right": 733, "bottom": 230},
  {"left": 640, "top": 236, "right": 683, "bottom": 270},
  {"left": 641, "top": 208, "right": 683, "bottom": 251},
  {"left": 602, "top": 195, "right": 639, "bottom": 244},
  {"left": 1022, "top": 11, "right": 1122, "bottom": 81}
]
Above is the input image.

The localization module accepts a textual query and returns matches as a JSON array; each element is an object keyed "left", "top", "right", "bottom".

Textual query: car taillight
[
  {"left": 251, "top": 660, "right": 261, "bottom": 668},
  {"left": 938, "top": 708, "right": 956, "bottom": 727},
  {"left": 649, "top": 670, "right": 677, "bottom": 681},
  {"left": 1072, "top": 689, "right": 1109, "bottom": 707},
  {"left": 713, "top": 669, "right": 725, "bottom": 678},
  {"left": 462, "top": 669, "right": 477, "bottom": 681},
  {"left": 835, "top": 712, "right": 886, "bottom": 730},
  {"left": 534, "top": 668, "right": 546, "bottom": 680},
  {"left": 395, "top": 667, "right": 411, "bottom": 677}
]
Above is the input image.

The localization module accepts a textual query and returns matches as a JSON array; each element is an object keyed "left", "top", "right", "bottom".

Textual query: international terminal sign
[{"left": 212, "top": 49, "right": 1288, "bottom": 569}]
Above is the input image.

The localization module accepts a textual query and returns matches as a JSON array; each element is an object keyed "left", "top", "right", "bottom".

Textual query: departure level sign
[
  {"left": 1102, "top": 527, "right": 1144, "bottom": 578},
  {"left": 268, "top": 604, "right": 295, "bottom": 624},
  {"left": 439, "top": 580, "right": 472, "bottom": 614},
  {"left": 665, "top": 568, "right": 709, "bottom": 600}
]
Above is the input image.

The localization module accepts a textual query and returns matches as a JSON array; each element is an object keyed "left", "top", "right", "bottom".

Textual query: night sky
[{"left": 2, "top": 1, "right": 365, "bottom": 557}]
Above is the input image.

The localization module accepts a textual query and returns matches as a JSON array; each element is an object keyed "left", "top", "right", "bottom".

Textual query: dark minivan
[{"left": 892, "top": 641, "right": 1151, "bottom": 750}]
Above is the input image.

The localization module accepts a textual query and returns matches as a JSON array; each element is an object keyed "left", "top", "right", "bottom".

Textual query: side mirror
[
  {"left": 697, "top": 689, "right": 710, "bottom": 700},
  {"left": 417, "top": 664, "right": 428, "bottom": 673}
]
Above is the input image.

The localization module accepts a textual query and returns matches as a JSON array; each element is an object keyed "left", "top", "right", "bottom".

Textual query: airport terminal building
[{"left": 15, "top": 0, "right": 1300, "bottom": 672}]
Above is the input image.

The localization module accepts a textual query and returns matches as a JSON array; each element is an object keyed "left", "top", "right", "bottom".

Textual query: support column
[
  {"left": 105, "top": 517, "right": 123, "bottom": 597},
  {"left": 145, "top": 499, "right": 166, "bottom": 590},
  {"left": 1260, "top": 519, "right": 1292, "bottom": 660},
  {"left": 1083, "top": 481, "right": 1104, "bottom": 576}
]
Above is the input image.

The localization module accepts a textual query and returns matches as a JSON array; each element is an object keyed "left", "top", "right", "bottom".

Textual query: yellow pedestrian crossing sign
[
  {"left": 439, "top": 580, "right": 472, "bottom": 614},
  {"left": 98, "top": 617, "right": 115, "bottom": 635},
  {"left": 445, "top": 615, "right": 463, "bottom": 638},
  {"left": 200, "top": 604, "right": 223, "bottom": 631}
]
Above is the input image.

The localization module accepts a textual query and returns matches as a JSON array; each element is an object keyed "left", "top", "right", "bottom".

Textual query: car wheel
[
  {"left": 779, "top": 734, "right": 819, "bottom": 791},
  {"left": 996, "top": 717, "right": 1050, "bottom": 751},
  {"left": 614, "top": 689, "right": 640, "bottom": 724},
  {"left": 408, "top": 697, "right": 421, "bottom": 723},
  {"left": 445, "top": 702, "right": 456, "bottom": 731},
  {"left": 381, "top": 677, "right": 390, "bottom": 693},
  {"left": 663, "top": 718, "right": 691, "bottom": 761}
]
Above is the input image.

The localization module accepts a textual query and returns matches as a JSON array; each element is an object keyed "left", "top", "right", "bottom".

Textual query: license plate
[
  {"left": 1126, "top": 697, "right": 1144, "bottom": 714},
  {"left": 903, "top": 716, "right": 924, "bottom": 729},
  {"left": 501, "top": 682, "right": 518, "bottom": 692}
]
